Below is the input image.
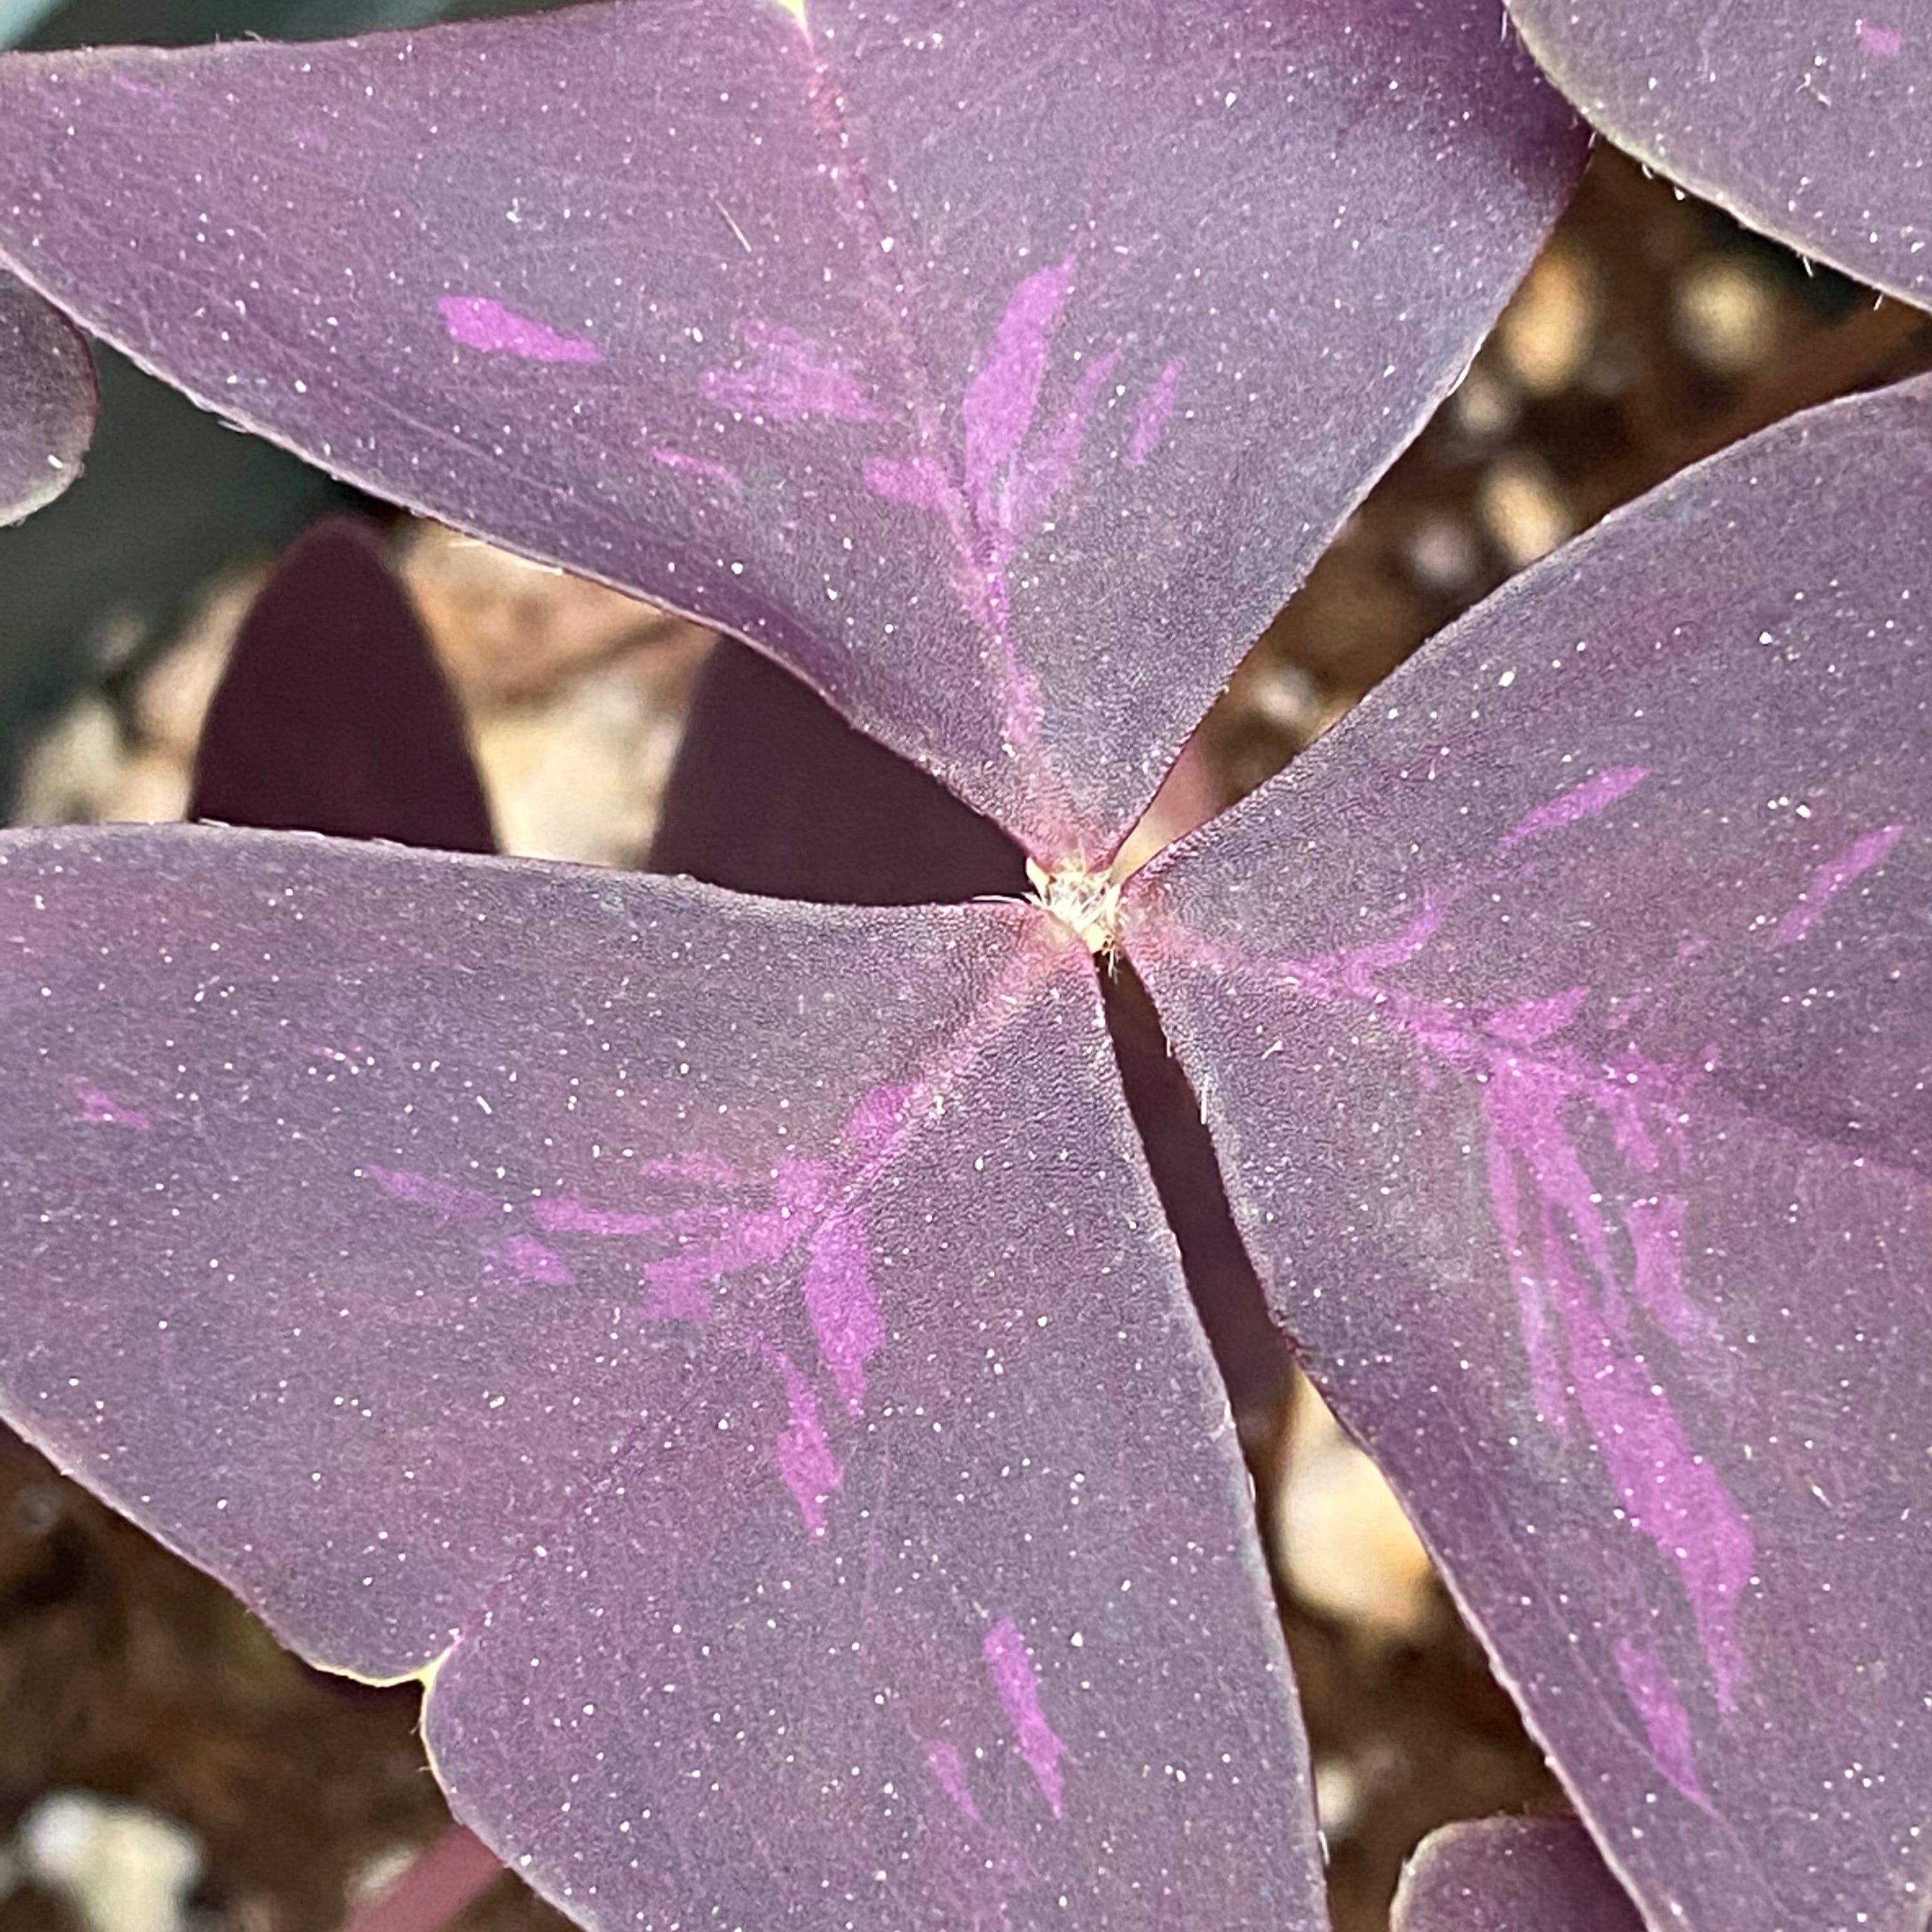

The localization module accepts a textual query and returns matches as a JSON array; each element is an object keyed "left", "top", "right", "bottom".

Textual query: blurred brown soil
[{"left": 4, "top": 144, "right": 1929, "bottom": 1932}]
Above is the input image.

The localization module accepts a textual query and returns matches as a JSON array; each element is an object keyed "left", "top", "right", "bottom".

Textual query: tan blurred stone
[
  {"left": 130, "top": 581, "right": 252, "bottom": 759},
  {"left": 1405, "top": 513, "right": 1483, "bottom": 595},
  {"left": 472, "top": 641, "right": 710, "bottom": 868},
  {"left": 13, "top": 522, "right": 714, "bottom": 873},
  {"left": 102, "top": 751, "right": 191, "bottom": 827},
  {"left": 13, "top": 697, "right": 125, "bottom": 825},
  {"left": 1114, "top": 733, "right": 1222, "bottom": 878},
  {"left": 1494, "top": 245, "right": 1595, "bottom": 398},
  {"left": 1479, "top": 452, "right": 1574, "bottom": 570},
  {"left": 404, "top": 522, "right": 708, "bottom": 707},
  {"left": 1675, "top": 254, "right": 1781, "bottom": 377},
  {"left": 1275, "top": 1376, "right": 1437, "bottom": 1646},
  {"left": 1451, "top": 363, "right": 1520, "bottom": 441},
  {"left": 1313, "top": 1735, "right": 1407, "bottom": 1843},
  {"left": 17, "top": 1791, "right": 202, "bottom": 1932}
]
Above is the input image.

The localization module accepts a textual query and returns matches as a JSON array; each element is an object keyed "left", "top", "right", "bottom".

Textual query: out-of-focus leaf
[
  {"left": 0, "top": 343, "right": 352, "bottom": 815},
  {"left": 1506, "top": 0, "right": 1932, "bottom": 310},
  {"left": 652, "top": 636, "right": 1025, "bottom": 906},
  {"left": 1392, "top": 1817, "right": 1643, "bottom": 1932},
  {"left": 0, "top": 824, "right": 1328, "bottom": 1932},
  {"left": 190, "top": 516, "right": 494, "bottom": 851},
  {"left": 0, "top": 0, "right": 1583, "bottom": 860},
  {"left": 0, "top": 272, "right": 94, "bottom": 528},
  {"left": 1130, "top": 375, "right": 1932, "bottom": 1931}
]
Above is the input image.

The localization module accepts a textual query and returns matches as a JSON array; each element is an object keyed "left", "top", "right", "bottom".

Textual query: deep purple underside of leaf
[
  {"left": 1128, "top": 374, "right": 1932, "bottom": 1932},
  {"left": 189, "top": 516, "right": 496, "bottom": 852},
  {"left": 1507, "top": 0, "right": 1932, "bottom": 310},
  {"left": 0, "top": 0, "right": 1583, "bottom": 859},
  {"left": 0, "top": 826, "right": 1326, "bottom": 1932},
  {"left": 650, "top": 636, "right": 1026, "bottom": 905},
  {"left": 0, "top": 269, "right": 95, "bottom": 525},
  {"left": 1392, "top": 1816, "right": 1643, "bottom": 1932}
]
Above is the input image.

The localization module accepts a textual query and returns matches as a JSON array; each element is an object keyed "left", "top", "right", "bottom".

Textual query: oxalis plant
[{"left": 0, "top": 3, "right": 1929, "bottom": 1929}]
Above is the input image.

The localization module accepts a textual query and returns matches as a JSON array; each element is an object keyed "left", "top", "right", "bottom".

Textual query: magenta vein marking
[
  {"left": 648, "top": 445, "right": 744, "bottom": 493},
  {"left": 1010, "top": 346, "right": 1122, "bottom": 540},
  {"left": 1126, "top": 357, "right": 1183, "bottom": 468},
  {"left": 843, "top": 1082, "right": 916, "bottom": 1158},
  {"left": 1613, "top": 1636, "right": 1715, "bottom": 1810},
  {"left": 1499, "top": 766, "right": 1649, "bottom": 851},
  {"left": 483, "top": 1234, "right": 573, "bottom": 1287},
  {"left": 760, "top": 1344, "right": 842, "bottom": 1537},
  {"left": 1485, "top": 986, "right": 1590, "bottom": 1048},
  {"left": 360, "top": 1164, "right": 499, "bottom": 1224},
  {"left": 1772, "top": 823, "right": 1905, "bottom": 944},
  {"left": 1855, "top": 18, "right": 1904, "bottom": 56},
  {"left": 1623, "top": 1192, "right": 1722, "bottom": 1361},
  {"left": 1574, "top": 1325, "right": 1753, "bottom": 1710},
  {"left": 923, "top": 1738, "right": 980, "bottom": 1822},
  {"left": 802, "top": 1211, "right": 885, "bottom": 1414},
  {"left": 700, "top": 321, "right": 882, "bottom": 423},
  {"left": 983, "top": 1618, "right": 1065, "bottom": 1816},
  {"left": 1478, "top": 1038, "right": 1753, "bottom": 1696},
  {"left": 855, "top": 255, "right": 1137, "bottom": 777},
  {"left": 963, "top": 259, "right": 1077, "bottom": 513},
  {"left": 1221, "top": 767, "right": 1759, "bottom": 1703},
  {"left": 531, "top": 1197, "right": 663, "bottom": 1238},
  {"left": 72, "top": 1080, "right": 151, "bottom": 1131},
  {"left": 438, "top": 296, "right": 602, "bottom": 365}
]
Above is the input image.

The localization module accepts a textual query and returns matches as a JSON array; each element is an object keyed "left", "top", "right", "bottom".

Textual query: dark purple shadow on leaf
[
  {"left": 1127, "top": 373, "right": 1932, "bottom": 1932},
  {"left": 0, "top": 270, "right": 95, "bottom": 525},
  {"left": 1392, "top": 1816, "right": 1643, "bottom": 1932},
  {"left": 0, "top": 1, "right": 1583, "bottom": 857},
  {"left": 1507, "top": 0, "right": 1932, "bottom": 311},
  {"left": 188, "top": 516, "right": 494, "bottom": 853},
  {"left": 1100, "top": 961, "right": 1294, "bottom": 1452},
  {"left": 652, "top": 640, "right": 1292, "bottom": 1448}
]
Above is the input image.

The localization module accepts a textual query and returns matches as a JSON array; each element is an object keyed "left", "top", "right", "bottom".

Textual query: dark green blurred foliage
[{"left": 0, "top": 0, "right": 583, "bottom": 809}]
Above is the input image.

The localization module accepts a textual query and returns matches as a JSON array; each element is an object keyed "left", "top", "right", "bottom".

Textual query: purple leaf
[
  {"left": 1507, "top": 0, "right": 1932, "bottom": 309},
  {"left": 655, "top": 640, "right": 1292, "bottom": 1487},
  {"left": 0, "top": 269, "right": 95, "bottom": 525},
  {"left": 650, "top": 638, "right": 1027, "bottom": 907},
  {"left": 1392, "top": 1816, "right": 1643, "bottom": 1932},
  {"left": 190, "top": 516, "right": 496, "bottom": 852},
  {"left": 653, "top": 636, "right": 1292, "bottom": 1449},
  {"left": 0, "top": 1, "right": 1582, "bottom": 858},
  {"left": 1128, "top": 374, "right": 1932, "bottom": 1932},
  {"left": 0, "top": 824, "right": 1326, "bottom": 1932}
]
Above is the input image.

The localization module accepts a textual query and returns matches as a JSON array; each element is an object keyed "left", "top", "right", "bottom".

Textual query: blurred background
[{"left": 3, "top": 4, "right": 1930, "bottom": 1929}]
